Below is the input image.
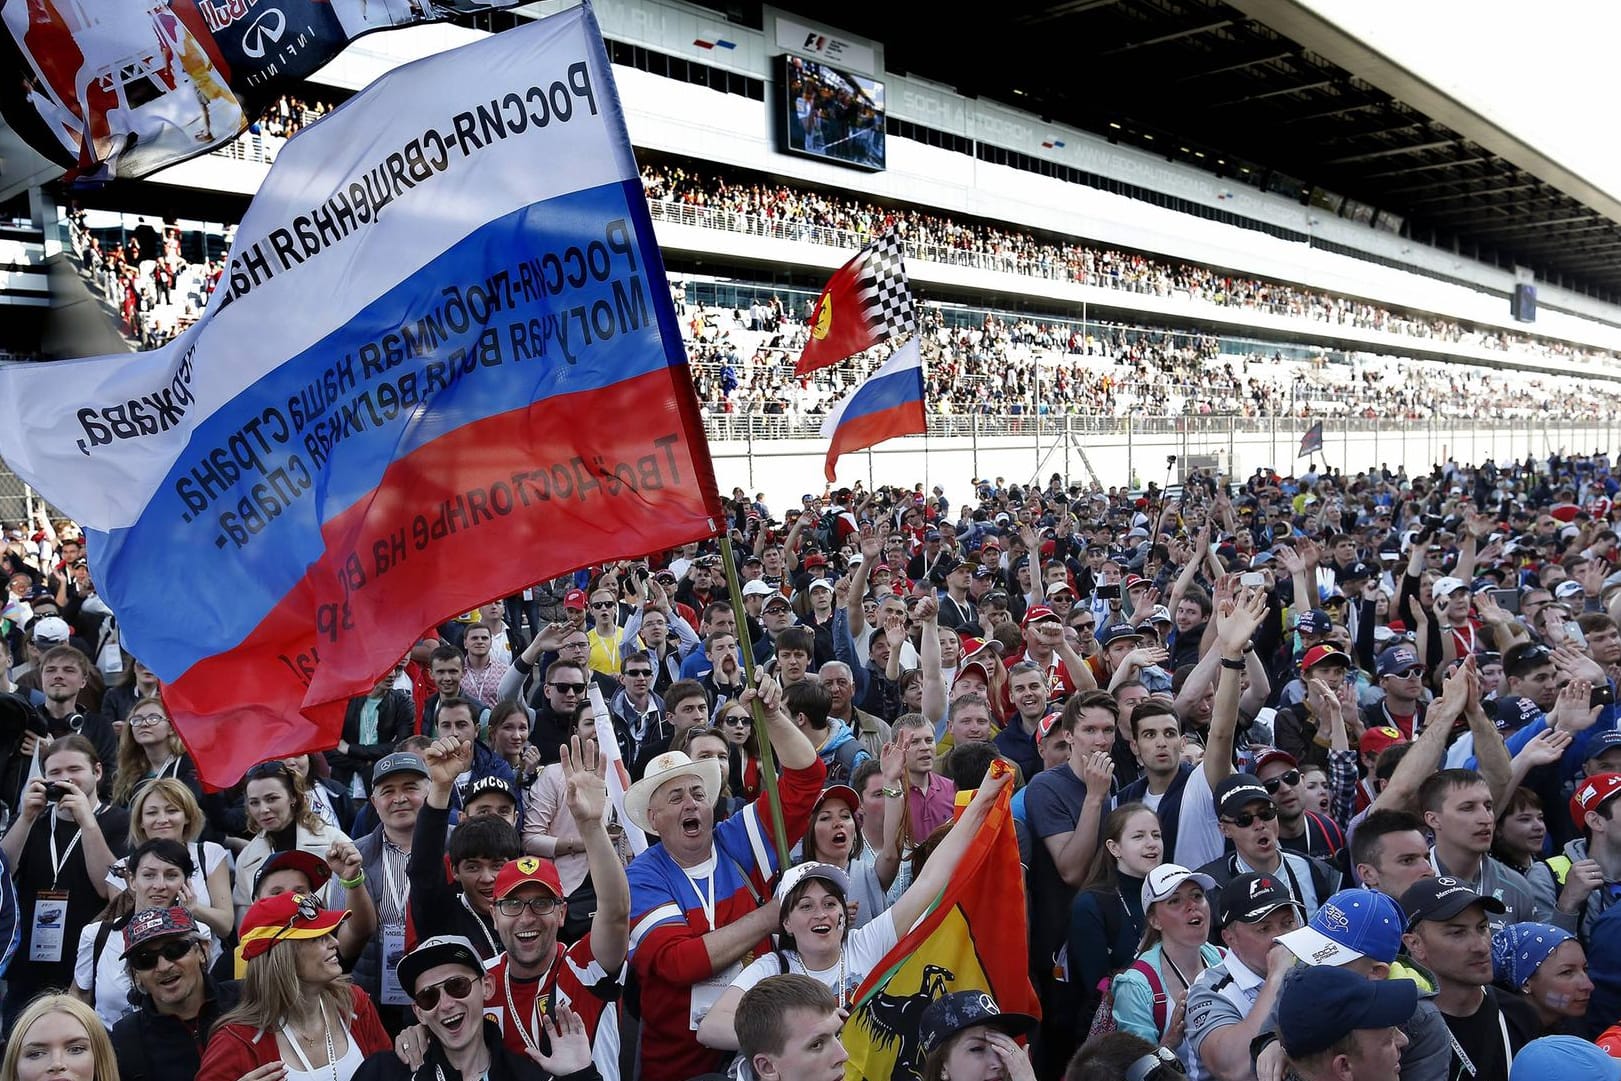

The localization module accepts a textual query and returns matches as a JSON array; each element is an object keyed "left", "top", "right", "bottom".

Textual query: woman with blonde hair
[
  {"left": 110, "top": 778, "right": 233, "bottom": 939},
  {"left": 198, "top": 892, "right": 390, "bottom": 1081},
  {"left": 110, "top": 695, "right": 197, "bottom": 807},
  {"left": 0, "top": 994, "right": 119, "bottom": 1081},
  {"left": 232, "top": 761, "right": 351, "bottom": 920}
]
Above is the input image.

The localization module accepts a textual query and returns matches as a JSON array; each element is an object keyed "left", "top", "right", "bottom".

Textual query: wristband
[
  {"left": 1220, "top": 656, "right": 1246, "bottom": 671},
  {"left": 338, "top": 871, "right": 366, "bottom": 890},
  {"left": 881, "top": 785, "right": 903, "bottom": 799}
]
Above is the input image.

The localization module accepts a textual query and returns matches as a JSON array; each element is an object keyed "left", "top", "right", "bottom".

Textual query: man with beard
[{"left": 111, "top": 907, "right": 241, "bottom": 1081}]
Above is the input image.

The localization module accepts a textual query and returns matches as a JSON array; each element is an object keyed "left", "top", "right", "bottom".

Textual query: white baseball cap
[{"left": 1141, "top": 864, "right": 1216, "bottom": 909}]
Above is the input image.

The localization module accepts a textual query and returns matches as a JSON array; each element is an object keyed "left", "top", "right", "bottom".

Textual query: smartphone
[
  {"left": 1097, "top": 584, "right": 1121, "bottom": 600},
  {"left": 1593, "top": 684, "right": 1616, "bottom": 709},
  {"left": 1240, "top": 571, "right": 1267, "bottom": 589},
  {"left": 1565, "top": 621, "right": 1588, "bottom": 650},
  {"left": 1489, "top": 588, "right": 1520, "bottom": 615}
]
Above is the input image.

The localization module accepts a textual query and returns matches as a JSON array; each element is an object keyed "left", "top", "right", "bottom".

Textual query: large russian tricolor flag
[
  {"left": 0, "top": 6, "right": 723, "bottom": 787},
  {"left": 820, "top": 337, "right": 926, "bottom": 481}
]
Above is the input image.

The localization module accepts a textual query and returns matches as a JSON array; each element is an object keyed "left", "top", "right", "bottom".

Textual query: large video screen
[{"left": 779, "top": 54, "right": 886, "bottom": 171}]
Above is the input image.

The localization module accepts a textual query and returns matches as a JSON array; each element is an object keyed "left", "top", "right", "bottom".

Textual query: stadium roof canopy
[{"left": 755, "top": 0, "right": 1621, "bottom": 301}]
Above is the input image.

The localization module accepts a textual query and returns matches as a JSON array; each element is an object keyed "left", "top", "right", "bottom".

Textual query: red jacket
[{"left": 197, "top": 984, "right": 391, "bottom": 1081}]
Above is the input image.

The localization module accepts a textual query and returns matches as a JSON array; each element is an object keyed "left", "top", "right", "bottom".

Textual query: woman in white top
[
  {"left": 234, "top": 760, "right": 352, "bottom": 920},
  {"left": 75, "top": 838, "right": 213, "bottom": 1029},
  {"left": 695, "top": 765, "right": 1012, "bottom": 1050},
  {"left": 108, "top": 778, "right": 233, "bottom": 939}
]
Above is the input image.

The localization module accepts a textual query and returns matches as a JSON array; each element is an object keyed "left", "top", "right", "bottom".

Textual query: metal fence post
[
  {"left": 972, "top": 414, "right": 980, "bottom": 481},
  {"left": 745, "top": 420, "right": 755, "bottom": 491}
]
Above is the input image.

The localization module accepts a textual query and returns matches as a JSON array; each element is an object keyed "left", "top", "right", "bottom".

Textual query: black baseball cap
[
  {"left": 1399, "top": 875, "right": 1505, "bottom": 929},
  {"left": 1214, "top": 773, "right": 1275, "bottom": 818},
  {"left": 1218, "top": 871, "right": 1304, "bottom": 928}
]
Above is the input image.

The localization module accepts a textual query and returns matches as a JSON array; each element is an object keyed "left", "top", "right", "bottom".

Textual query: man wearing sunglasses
[
  {"left": 365, "top": 934, "right": 597, "bottom": 1081},
  {"left": 111, "top": 906, "right": 240, "bottom": 1081},
  {"left": 1253, "top": 748, "right": 1344, "bottom": 862},
  {"left": 486, "top": 737, "right": 628, "bottom": 1067},
  {"left": 1196, "top": 773, "right": 1340, "bottom": 943}
]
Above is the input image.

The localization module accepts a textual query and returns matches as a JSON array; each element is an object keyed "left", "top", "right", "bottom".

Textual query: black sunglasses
[
  {"left": 1223, "top": 805, "right": 1278, "bottom": 828},
  {"left": 549, "top": 682, "right": 587, "bottom": 694},
  {"left": 246, "top": 761, "right": 291, "bottom": 780},
  {"left": 623, "top": 669, "right": 653, "bottom": 678},
  {"left": 129, "top": 937, "right": 197, "bottom": 971},
  {"left": 413, "top": 974, "right": 476, "bottom": 1011},
  {"left": 1263, "top": 771, "right": 1301, "bottom": 794}
]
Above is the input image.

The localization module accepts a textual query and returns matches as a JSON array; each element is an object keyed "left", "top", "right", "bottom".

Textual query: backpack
[
  {"left": 1086, "top": 958, "right": 1169, "bottom": 1041},
  {"left": 824, "top": 738, "right": 866, "bottom": 787}
]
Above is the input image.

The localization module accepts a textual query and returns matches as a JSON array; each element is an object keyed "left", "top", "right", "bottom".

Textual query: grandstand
[{"left": 7, "top": 0, "right": 1621, "bottom": 500}]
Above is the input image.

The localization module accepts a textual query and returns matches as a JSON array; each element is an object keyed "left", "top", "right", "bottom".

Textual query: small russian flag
[{"left": 820, "top": 337, "right": 926, "bottom": 481}]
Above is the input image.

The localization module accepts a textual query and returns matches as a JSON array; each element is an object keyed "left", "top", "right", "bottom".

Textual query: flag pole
[{"left": 716, "top": 531, "right": 793, "bottom": 871}]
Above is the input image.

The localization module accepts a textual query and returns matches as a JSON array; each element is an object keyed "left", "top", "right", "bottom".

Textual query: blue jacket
[
  {"left": 816, "top": 720, "right": 871, "bottom": 784},
  {"left": 0, "top": 848, "right": 17, "bottom": 979}
]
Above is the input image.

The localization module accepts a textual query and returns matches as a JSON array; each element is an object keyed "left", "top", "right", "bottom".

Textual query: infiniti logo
[{"left": 241, "top": 8, "right": 286, "bottom": 59}]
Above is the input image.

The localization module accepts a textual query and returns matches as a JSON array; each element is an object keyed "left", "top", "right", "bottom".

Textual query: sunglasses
[
  {"left": 590, "top": 601, "right": 616, "bottom": 609},
  {"left": 623, "top": 669, "right": 652, "bottom": 679},
  {"left": 1263, "top": 770, "right": 1301, "bottom": 794},
  {"left": 413, "top": 974, "right": 477, "bottom": 1011},
  {"left": 549, "top": 682, "right": 587, "bottom": 694},
  {"left": 246, "top": 761, "right": 291, "bottom": 780},
  {"left": 129, "top": 937, "right": 196, "bottom": 971},
  {"left": 721, "top": 715, "right": 752, "bottom": 727},
  {"left": 1223, "top": 805, "right": 1278, "bottom": 828}
]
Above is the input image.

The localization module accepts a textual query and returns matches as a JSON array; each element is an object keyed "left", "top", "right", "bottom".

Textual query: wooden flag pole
[{"left": 716, "top": 531, "right": 793, "bottom": 871}]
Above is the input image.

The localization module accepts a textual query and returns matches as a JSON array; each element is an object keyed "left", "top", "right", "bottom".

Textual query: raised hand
[
  {"left": 562, "top": 733, "right": 608, "bottom": 828},
  {"left": 527, "top": 1004, "right": 593, "bottom": 1077},
  {"left": 880, "top": 739, "right": 904, "bottom": 785},
  {"left": 1515, "top": 727, "right": 1573, "bottom": 768},
  {"left": 326, "top": 840, "right": 363, "bottom": 883},
  {"left": 424, "top": 735, "right": 474, "bottom": 788}
]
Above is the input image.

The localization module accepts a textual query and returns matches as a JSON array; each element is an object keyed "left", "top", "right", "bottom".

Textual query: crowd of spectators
[
  {"left": 678, "top": 290, "right": 1621, "bottom": 423},
  {"left": 247, "top": 95, "right": 335, "bottom": 140},
  {"left": 66, "top": 209, "right": 222, "bottom": 350},
  {"left": 642, "top": 163, "right": 1618, "bottom": 371},
  {"left": 11, "top": 451, "right": 1621, "bottom": 1081}
]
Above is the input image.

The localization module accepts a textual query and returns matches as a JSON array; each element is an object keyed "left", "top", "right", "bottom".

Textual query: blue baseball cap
[
  {"left": 1278, "top": 888, "right": 1405, "bottom": 967},
  {"left": 1279, "top": 966, "right": 1417, "bottom": 1058},
  {"left": 1096, "top": 623, "right": 1145, "bottom": 648},
  {"left": 1587, "top": 729, "right": 1621, "bottom": 762},
  {"left": 1510, "top": 1036, "right": 1621, "bottom": 1081},
  {"left": 1296, "top": 609, "right": 1332, "bottom": 636},
  {"left": 1492, "top": 922, "right": 1575, "bottom": 991},
  {"left": 1377, "top": 643, "right": 1425, "bottom": 678},
  {"left": 1495, "top": 696, "right": 1543, "bottom": 733}
]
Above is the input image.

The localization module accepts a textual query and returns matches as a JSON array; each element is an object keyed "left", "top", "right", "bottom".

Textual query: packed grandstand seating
[
  {"left": 64, "top": 206, "right": 1621, "bottom": 423},
  {"left": 640, "top": 164, "right": 1617, "bottom": 368}
]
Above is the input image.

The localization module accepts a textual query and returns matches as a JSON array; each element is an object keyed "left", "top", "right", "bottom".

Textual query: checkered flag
[
  {"left": 796, "top": 230, "right": 918, "bottom": 375},
  {"left": 854, "top": 232, "right": 917, "bottom": 341}
]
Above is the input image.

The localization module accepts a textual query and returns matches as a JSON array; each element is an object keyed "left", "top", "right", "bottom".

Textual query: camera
[
  {"left": 1097, "top": 584, "right": 1121, "bottom": 601},
  {"left": 43, "top": 781, "right": 69, "bottom": 803}
]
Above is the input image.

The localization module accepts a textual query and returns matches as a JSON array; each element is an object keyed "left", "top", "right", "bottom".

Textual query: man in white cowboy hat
[{"left": 625, "top": 674, "right": 826, "bottom": 1081}]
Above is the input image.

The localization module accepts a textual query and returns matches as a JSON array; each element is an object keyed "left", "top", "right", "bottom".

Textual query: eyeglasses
[
  {"left": 1222, "top": 806, "right": 1278, "bottom": 828},
  {"left": 1076, "top": 621, "right": 1096, "bottom": 631},
  {"left": 128, "top": 713, "right": 168, "bottom": 727},
  {"left": 129, "top": 937, "right": 196, "bottom": 971},
  {"left": 1262, "top": 770, "right": 1301, "bottom": 794},
  {"left": 721, "top": 715, "right": 752, "bottom": 728},
  {"left": 549, "top": 682, "right": 587, "bottom": 695},
  {"left": 412, "top": 974, "right": 476, "bottom": 1011},
  {"left": 494, "top": 896, "right": 564, "bottom": 918},
  {"left": 590, "top": 602, "right": 617, "bottom": 609},
  {"left": 624, "top": 669, "right": 653, "bottom": 679},
  {"left": 561, "top": 640, "right": 589, "bottom": 651}
]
